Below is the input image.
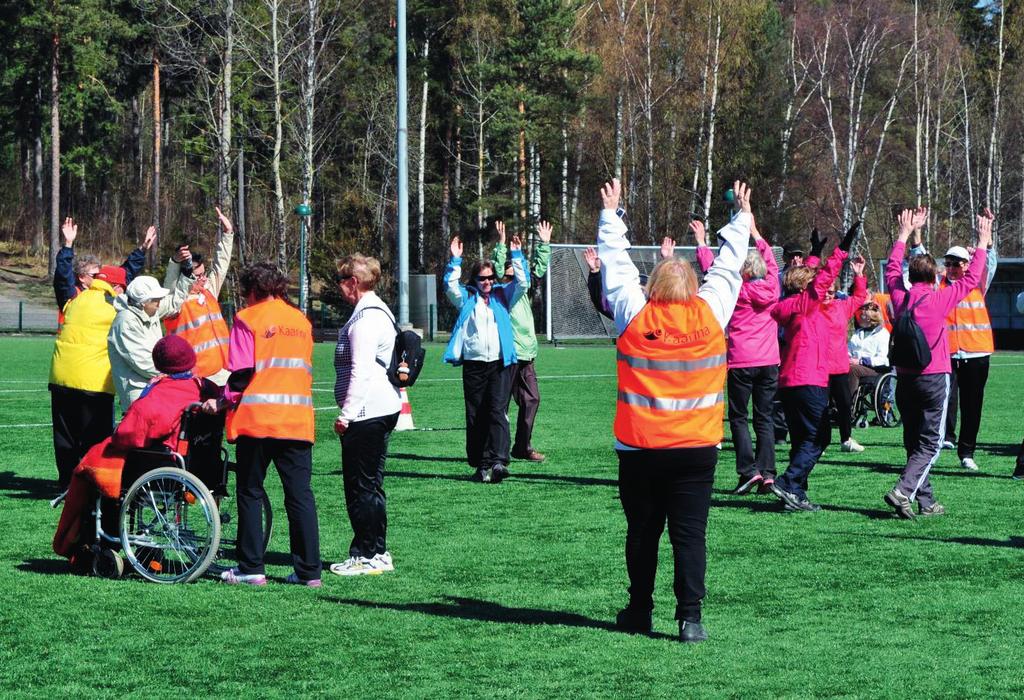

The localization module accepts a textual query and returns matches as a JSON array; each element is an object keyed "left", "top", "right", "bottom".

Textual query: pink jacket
[
  {"left": 697, "top": 239, "right": 779, "bottom": 368},
  {"left": 886, "top": 241, "right": 986, "bottom": 375},
  {"left": 771, "top": 248, "right": 847, "bottom": 388},
  {"left": 821, "top": 274, "right": 867, "bottom": 374}
]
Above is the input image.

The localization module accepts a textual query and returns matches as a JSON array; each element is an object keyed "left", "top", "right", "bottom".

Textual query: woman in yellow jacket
[
  {"left": 598, "top": 179, "right": 752, "bottom": 644},
  {"left": 48, "top": 266, "right": 127, "bottom": 490}
]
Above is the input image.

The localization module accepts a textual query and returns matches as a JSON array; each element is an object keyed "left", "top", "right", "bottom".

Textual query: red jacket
[
  {"left": 772, "top": 248, "right": 846, "bottom": 388},
  {"left": 821, "top": 274, "right": 867, "bottom": 374},
  {"left": 111, "top": 375, "right": 213, "bottom": 452}
]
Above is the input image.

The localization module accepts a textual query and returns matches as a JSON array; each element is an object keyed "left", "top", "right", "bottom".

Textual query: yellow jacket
[{"left": 49, "top": 279, "right": 118, "bottom": 394}]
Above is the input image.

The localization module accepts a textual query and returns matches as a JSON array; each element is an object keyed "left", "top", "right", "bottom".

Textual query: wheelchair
[
  {"left": 852, "top": 367, "right": 900, "bottom": 429},
  {"left": 85, "top": 404, "right": 273, "bottom": 583}
]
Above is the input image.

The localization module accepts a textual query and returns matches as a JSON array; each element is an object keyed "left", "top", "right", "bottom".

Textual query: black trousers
[
  {"left": 945, "top": 355, "right": 990, "bottom": 459},
  {"left": 727, "top": 365, "right": 778, "bottom": 478},
  {"left": 778, "top": 386, "right": 830, "bottom": 500},
  {"left": 828, "top": 372, "right": 853, "bottom": 443},
  {"left": 462, "top": 360, "right": 514, "bottom": 468},
  {"left": 618, "top": 446, "right": 717, "bottom": 623},
  {"left": 341, "top": 412, "right": 399, "bottom": 559},
  {"left": 508, "top": 359, "right": 541, "bottom": 454},
  {"left": 235, "top": 437, "right": 321, "bottom": 580},
  {"left": 49, "top": 385, "right": 114, "bottom": 490}
]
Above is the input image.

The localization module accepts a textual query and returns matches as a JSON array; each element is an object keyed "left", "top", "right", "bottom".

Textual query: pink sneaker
[
  {"left": 220, "top": 568, "right": 267, "bottom": 586},
  {"left": 285, "top": 572, "right": 322, "bottom": 588}
]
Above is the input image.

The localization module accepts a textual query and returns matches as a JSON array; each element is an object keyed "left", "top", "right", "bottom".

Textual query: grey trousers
[{"left": 894, "top": 372, "right": 950, "bottom": 507}]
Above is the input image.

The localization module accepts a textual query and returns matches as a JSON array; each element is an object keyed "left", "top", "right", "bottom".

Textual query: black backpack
[
  {"left": 890, "top": 296, "right": 932, "bottom": 370},
  {"left": 367, "top": 307, "right": 426, "bottom": 387}
]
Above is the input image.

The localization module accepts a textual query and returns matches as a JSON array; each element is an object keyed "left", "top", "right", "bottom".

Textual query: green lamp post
[{"left": 295, "top": 202, "right": 312, "bottom": 314}]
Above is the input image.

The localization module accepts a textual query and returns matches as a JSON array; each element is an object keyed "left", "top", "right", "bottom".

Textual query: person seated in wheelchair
[
  {"left": 847, "top": 300, "right": 890, "bottom": 399},
  {"left": 53, "top": 335, "right": 219, "bottom": 570}
]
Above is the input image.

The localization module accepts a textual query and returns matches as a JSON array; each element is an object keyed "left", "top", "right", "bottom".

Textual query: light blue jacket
[{"left": 443, "top": 250, "right": 529, "bottom": 366}]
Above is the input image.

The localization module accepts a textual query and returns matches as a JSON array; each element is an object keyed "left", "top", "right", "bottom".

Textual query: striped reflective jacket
[
  {"left": 226, "top": 298, "right": 314, "bottom": 443},
  {"left": 614, "top": 297, "right": 727, "bottom": 449},
  {"left": 941, "top": 282, "right": 994, "bottom": 354},
  {"left": 163, "top": 289, "right": 231, "bottom": 378}
]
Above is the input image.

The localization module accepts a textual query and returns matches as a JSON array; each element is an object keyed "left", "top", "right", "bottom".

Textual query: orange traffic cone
[{"left": 396, "top": 388, "right": 415, "bottom": 431}]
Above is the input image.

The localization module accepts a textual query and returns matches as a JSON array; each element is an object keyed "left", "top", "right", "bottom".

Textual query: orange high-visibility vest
[
  {"left": 225, "top": 298, "right": 314, "bottom": 443},
  {"left": 163, "top": 289, "right": 231, "bottom": 378},
  {"left": 941, "top": 281, "right": 994, "bottom": 354},
  {"left": 614, "top": 298, "right": 727, "bottom": 449}
]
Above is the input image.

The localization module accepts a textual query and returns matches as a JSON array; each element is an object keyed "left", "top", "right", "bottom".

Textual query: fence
[{"left": 0, "top": 302, "right": 57, "bottom": 333}]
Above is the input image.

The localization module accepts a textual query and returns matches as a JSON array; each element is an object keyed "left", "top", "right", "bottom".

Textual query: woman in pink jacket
[
  {"left": 694, "top": 216, "right": 779, "bottom": 495},
  {"left": 804, "top": 254, "right": 868, "bottom": 453},
  {"left": 883, "top": 207, "right": 990, "bottom": 518},
  {"left": 768, "top": 224, "right": 858, "bottom": 511}
]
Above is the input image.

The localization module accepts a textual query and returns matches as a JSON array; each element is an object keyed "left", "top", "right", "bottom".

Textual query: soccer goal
[{"left": 544, "top": 243, "right": 784, "bottom": 341}]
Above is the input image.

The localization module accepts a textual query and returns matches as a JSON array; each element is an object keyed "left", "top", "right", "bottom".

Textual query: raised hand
[
  {"left": 850, "top": 255, "right": 866, "bottom": 276},
  {"left": 733, "top": 180, "right": 752, "bottom": 214},
  {"left": 537, "top": 220, "right": 552, "bottom": 243},
  {"left": 141, "top": 225, "right": 158, "bottom": 251},
  {"left": 839, "top": 221, "right": 861, "bottom": 252},
  {"left": 809, "top": 227, "right": 825, "bottom": 256},
  {"left": 976, "top": 211, "right": 993, "bottom": 249},
  {"left": 61, "top": 217, "right": 78, "bottom": 246},
  {"left": 750, "top": 215, "right": 763, "bottom": 241},
  {"left": 450, "top": 236, "right": 463, "bottom": 259},
  {"left": 660, "top": 236, "right": 675, "bottom": 260},
  {"left": 495, "top": 220, "right": 506, "bottom": 245},
  {"left": 689, "top": 218, "right": 707, "bottom": 247},
  {"left": 583, "top": 247, "right": 600, "bottom": 273},
  {"left": 173, "top": 244, "right": 191, "bottom": 264},
  {"left": 600, "top": 178, "right": 622, "bottom": 211},
  {"left": 510, "top": 234, "right": 522, "bottom": 252},
  {"left": 911, "top": 206, "right": 928, "bottom": 231},
  {"left": 896, "top": 209, "right": 916, "bottom": 241},
  {"left": 977, "top": 207, "right": 995, "bottom": 248},
  {"left": 215, "top": 206, "right": 234, "bottom": 234}
]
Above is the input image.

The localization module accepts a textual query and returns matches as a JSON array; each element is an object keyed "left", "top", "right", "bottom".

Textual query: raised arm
[
  {"left": 597, "top": 179, "right": 647, "bottom": 333},
  {"left": 444, "top": 236, "right": 469, "bottom": 310},
  {"left": 207, "top": 208, "right": 236, "bottom": 298},
  {"left": 122, "top": 226, "right": 157, "bottom": 285},
  {"left": 54, "top": 218, "right": 77, "bottom": 310},
  {"left": 690, "top": 219, "right": 713, "bottom": 274},
  {"left": 697, "top": 181, "right": 752, "bottom": 329},
  {"left": 532, "top": 221, "right": 552, "bottom": 279},
  {"left": 503, "top": 235, "right": 531, "bottom": 307},
  {"left": 490, "top": 220, "right": 508, "bottom": 272},
  {"left": 811, "top": 223, "right": 858, "bottom": 299},
  {"left": 935, "top": 213, "right": 991, "bottom": 314},
  {"left": 744, "top": 237, "right": 780, "bottom": 309},
  {"left": 841, "top": 256, "right": 868, "bottom": 319}
]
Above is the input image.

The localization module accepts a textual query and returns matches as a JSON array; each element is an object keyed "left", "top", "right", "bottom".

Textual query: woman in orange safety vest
[
  {"left": 206, "top": 262, "right": 321, "bottom": 587},
  {"left": 598, "top": 178, "right": 752, "bottom": 644}
]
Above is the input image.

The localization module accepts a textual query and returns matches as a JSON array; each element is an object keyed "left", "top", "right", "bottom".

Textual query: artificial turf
[{"left": 0, "top": 335, "right": 1022, "bottom": 697}]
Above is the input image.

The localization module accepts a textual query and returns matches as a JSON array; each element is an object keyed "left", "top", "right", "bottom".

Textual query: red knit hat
[
  {"left": 95, "top": 265, "right": 127, "bottom": 287},
  {"left": 152, "top": 335, "right": 196, "bottom": 374}
]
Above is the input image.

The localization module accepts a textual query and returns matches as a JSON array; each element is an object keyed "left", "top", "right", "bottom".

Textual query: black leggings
[{"left": 828, "top": 372, "right": 853, "bottom": 443}]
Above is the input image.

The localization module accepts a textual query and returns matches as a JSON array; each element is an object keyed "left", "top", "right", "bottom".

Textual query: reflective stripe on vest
[
  {"left": 164, "top": 291, "right": 231, "bottom": 377},
  {"left": 942, "top": 283, "right": 994, "bottom": 354},
  {"left": 193, "top": 337, "right": 230, "bottom": 354},
  {"left": 613, "top": 298, "right": 727, "bottom": 449},
  {"left": 172, "top": 311, "right": 225, "bottom": 334},
  {"left": 226, "top": 298, "right": 314, "bottom": 443}
]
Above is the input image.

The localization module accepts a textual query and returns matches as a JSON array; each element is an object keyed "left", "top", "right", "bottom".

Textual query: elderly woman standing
[
  {"left": 694, "top": 215, "right": 779, "bottom": 495},
  {"left": 600, "top": 178, "right": 751, "bottom": 644},
  {"left": 329, "top": 254, "right": 402, "bottom": 577},
  {"left": 108, "top": 270, "right": 190, "bottom": 413}
]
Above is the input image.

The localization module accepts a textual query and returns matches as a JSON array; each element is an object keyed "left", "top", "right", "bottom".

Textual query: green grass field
[{"left": 1, "top": 335, "right": 1023, "bottom": 697}]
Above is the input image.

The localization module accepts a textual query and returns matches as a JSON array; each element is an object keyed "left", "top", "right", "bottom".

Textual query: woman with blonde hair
[
  {"left": 600, "top": 177, "right": 751, "bottom": 644},
  {"left": 694, "top": 215, "right": 780, "bottom": 495},
  {"left": 847, "top": 300, "right": 890, "bottom": 397}
]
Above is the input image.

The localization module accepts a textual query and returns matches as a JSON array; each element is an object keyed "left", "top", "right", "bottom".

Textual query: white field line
[{"left": 0, "top": 422, "right": 52, "bottom": 428}]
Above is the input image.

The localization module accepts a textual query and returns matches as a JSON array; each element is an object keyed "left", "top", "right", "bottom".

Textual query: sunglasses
[
  {"left": 334, "top": 273, "right": 354, "bottom": 283},
  {"left": 944, "top": 259, "right": 967, "bottom": 267},
  {"left": 476, "top": 274, "right": 497, "bottom": 282}
]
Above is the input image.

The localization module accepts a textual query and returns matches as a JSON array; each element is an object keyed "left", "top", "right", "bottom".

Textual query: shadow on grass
[
  {"left": 975, "top": 442, "right": 1021, "bottom": 458},
  {"left": 711, "top": 494, "right": 894, "bottom": 519},
  {"left": 389, "top": 452, "right": 466, "bottom": 463},
  {"left": 837, "top": 531, "right": 1024, "bottom": 549},
  {"left": 17, "top": 558, "right": 69, "bottom": 576},
  {"left": 324, "top": 595, "right": 677, "bottom": 640},
  {"left": 0, "top": 470, "right": 56, "bottom": 500},
  {"left": 817, "top": 458, "right": 1010, "bottom": 480}
]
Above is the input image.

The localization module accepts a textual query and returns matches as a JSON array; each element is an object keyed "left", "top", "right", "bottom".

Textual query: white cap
[
  {"left": 127, "top": 275, "right": 170, "bottom": 303},
  {"left": 1016, "top": 292, "right": 1024, "bottom": 315},
  {"left": 944, "top": 246, "right": 970, "bottom": 261}
]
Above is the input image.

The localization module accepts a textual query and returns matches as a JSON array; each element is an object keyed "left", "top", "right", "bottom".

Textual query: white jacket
[
  {"left": 108, "top": 271, "right": 191, "bottom": 413},
  {"left": 847, "top": 325, "right": 890, "bottom": 368}
]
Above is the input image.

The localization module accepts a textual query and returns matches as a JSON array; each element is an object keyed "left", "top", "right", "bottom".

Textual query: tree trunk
[
  {"left": 614, "top": 89, "right": 624, "bottom": 180},
  {"left": 959, "top": 57, "right": 974, "bottom": 217},
  {"left": 985, "top": 2, "right": 1005, "bottom": 211},
  {"left": 643, "top": 1, "right": 656, "bottom": 242},
  {"left": 49, "top": 29, "right": 60, "bottom": 280},
  {"left": 152, "top": 54, "right": 161, "bottom": 268},
  {"left": 270, "top": 0, "right": 287, "bottom": 269},
  {"left": 220, "top": 0, "right": 234, "bottom": 218},
  {"left": 560, "top": 121, "right": 568, "bottom": 235},
  {"left": 34, "top": 126, "right": 44, "bottom": 256},
  {"left": 417, "top": 39, "right": 429, "bottom": 271},
  {"left": 300, "top": 0, "right": 317, "bottom": 311},
  {"left": 569, "top": 109, "right": 586, "bottom": 237},
  {"left": 518, "top": 98, "right": 527, "bottom": 234},
  {"left": 237, "top": 145, "right": 246, "bottom": 266},
  {"left": 441, "top": 116, "right": 451, "bottom": 242},
  {"left": 701, "top": 5, "right": 721, "bottom": 228}
]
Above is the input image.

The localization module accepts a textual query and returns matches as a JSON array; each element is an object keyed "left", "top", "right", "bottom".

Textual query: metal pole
[
  {"left": 299, "top": 216, "right": 308, "bottom": 313},
  {"left": 18, "top": 301, "right": 24, "bottom": 333},
  {"left": 396, "top": 0, "right": 410, "bottom": 326}
]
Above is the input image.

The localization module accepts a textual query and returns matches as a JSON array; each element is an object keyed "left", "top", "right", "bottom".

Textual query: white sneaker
[
  {"left": 941, "top": 440, "right": 955, "bottom": 450},
  {"left": 841, "top": 438, "right": 865, "bottom": 453},
  {"left": 961, "top": 457, "right": 979, "bottom": 471},
  {"left": 329, "top": 555, "right": 391, "bottom": 577},
  {"left": 372, "top": 551, "right": 395, "bottom": 572}
]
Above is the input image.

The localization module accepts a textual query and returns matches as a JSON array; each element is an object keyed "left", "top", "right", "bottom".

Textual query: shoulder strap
[{"left": 362, "top": 305, "right": 401, "bottom": 334}]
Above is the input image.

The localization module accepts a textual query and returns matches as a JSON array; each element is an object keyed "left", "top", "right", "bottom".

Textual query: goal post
[{"left": 544, "top": 243, "right": 784, "bottom": 341}]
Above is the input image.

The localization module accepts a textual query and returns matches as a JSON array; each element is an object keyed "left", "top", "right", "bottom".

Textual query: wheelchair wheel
[
  {"left": 874, "top": 372, "right": 901, "bottom": 427},
  {"left": 119, "top": 467, "right": 221, "bottom": 584},
  {"left": 209, "top": 493, "right": 273, "bottom": 574},
  {"left": 92, "top": 548, "right": 124, "bottom": 579}
]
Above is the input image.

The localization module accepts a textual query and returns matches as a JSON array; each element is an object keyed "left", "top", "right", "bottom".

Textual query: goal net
[{"left": 545, "top": 243, "right": 784, "bottom": 341}]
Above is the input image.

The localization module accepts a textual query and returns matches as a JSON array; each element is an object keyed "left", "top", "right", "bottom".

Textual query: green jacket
[{"left": 491, "top": 241, "right": 550, "bottom": 361}]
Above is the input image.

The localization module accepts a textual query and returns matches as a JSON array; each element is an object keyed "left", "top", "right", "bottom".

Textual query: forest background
[{"left": 0, "top": 0, "right": 1020, "bottom": 309}]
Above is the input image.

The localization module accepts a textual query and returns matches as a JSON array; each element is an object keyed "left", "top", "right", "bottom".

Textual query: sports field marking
[
  {"left": 313, "top": 373, "right": 616, "bottom": 386},
  {"left": 0, "top": 422, "right": 52, "bottom": 428}
]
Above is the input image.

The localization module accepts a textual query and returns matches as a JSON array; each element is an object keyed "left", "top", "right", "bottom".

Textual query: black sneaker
[
  {"left": 784, "top": 498, "right": 822, "bottom": 512},
  {"left": 1012, "top": 463, "right": 1024, "bottom": 480},
  {"left": 733, "top": 473, "right": 763, "bottom": 495},
  {"left": 476, "top": 467, "right": 493, "bottom": 483},
  {"left": 615, "top": 607, "right": 652, "bottom": 634},
  {"left": 679, "top": 620, "right": 708, "bottom": 643},
  {"left": 491, "top": 464, "right": 509, "bottom": 483}
]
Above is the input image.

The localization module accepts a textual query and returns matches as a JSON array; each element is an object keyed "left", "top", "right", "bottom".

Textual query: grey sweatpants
[{"left": 894, "top": 372, "right": 950, "bottom": 507}]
